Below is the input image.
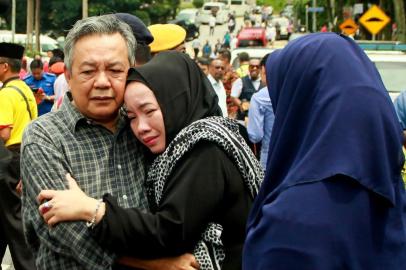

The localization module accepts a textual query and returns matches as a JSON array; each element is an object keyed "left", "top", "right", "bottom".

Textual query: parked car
[
  {"left": 231, "top": 47, "right": 274, "bottom": 70},
  {"left": 288, "top": 32, "right": 309, "bottom": 42},
  {"left": 237, "top": 27, "right": 267, "bottom": 48},
  {"left": 270, "top": 17, "right": 290, "bottom": 40},
  {"left": 168, "top": 19, "right": 199, "bottom": 41},
  {"left": 0, "top": 30, "right": 59, "bottom": 56},
  {"left": 197, "top": 2, "right": 229, "bottom": 24},
  {"left": 365, "top": 50, "right": 406, "bottom": 101},
  {"left": 176, "top": 8, "right": 201, "bottom": 27}
]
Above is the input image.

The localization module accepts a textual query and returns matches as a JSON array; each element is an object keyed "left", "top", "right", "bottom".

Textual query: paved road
[{"left": 185, "top": 15, "right": 287, "bottom": 58}]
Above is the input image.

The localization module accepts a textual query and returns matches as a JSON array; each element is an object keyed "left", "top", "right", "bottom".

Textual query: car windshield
[
  {"left": 177, "top": 13, "right": 193, "bottom": 20},
  {"left": 238, "top": 39, "right": 265, "bottom": 47},
  {"left": 374, "top": 61, "right": 406, "bottom": 94},
  {"left": 204, "top": 5, "right": 219, "bottom": 11}
]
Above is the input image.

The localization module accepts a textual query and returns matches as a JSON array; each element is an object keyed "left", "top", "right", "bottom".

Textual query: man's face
[
  {"left": 0, "top": 60, "right": 7, "bottom": 82},
  {"left": 65, "top": 33, "right": 130, "bottom": 123},
  {"left": 209, "top": 59, "right": 225, "bottom": 81},
  {"left": 32, "top": 68, "right": 43, "bottom": 81},
  {"left": 249, "top": 59, "right": 261, "bottom": 80},
  {"left": 218, "top": 54, "right": 230, "bottom": 66}
]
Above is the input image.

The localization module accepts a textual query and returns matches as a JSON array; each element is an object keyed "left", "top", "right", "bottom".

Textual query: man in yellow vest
[{"left": 0, "top": 42, "right": 37, "bottom": 270}]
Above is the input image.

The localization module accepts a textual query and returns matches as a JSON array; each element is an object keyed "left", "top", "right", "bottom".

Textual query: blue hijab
[
  {"left": 250, "top": 33, "right": 404, "bottom": 221},
  {"left": 244, "top": 32, "right": 406, "bottom": 269}
]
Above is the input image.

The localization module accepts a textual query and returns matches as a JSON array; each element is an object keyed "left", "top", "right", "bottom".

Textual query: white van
[
  {"left": 197, "top": 2, "right": 229, "bottom": 24},
  {"left": 0, "top": 30, "right": 59, "bottom": 56}
]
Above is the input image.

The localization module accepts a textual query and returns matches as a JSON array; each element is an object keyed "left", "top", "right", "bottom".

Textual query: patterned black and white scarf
[{"left": 146, "top": 116, "right": 264, "bottom": 270}]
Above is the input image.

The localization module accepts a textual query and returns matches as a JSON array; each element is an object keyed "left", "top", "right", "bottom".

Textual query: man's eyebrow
[{"left": 107, "top": 62, "right": 126, "bottom": 67}]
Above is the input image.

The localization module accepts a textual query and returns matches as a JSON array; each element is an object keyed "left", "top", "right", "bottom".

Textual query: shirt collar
[
  {"left": 208, "top": 74, "right": 221, "bottom": 85},
  {"left": 1, "top": 76, "right": 20, "bottom": 89},
  {"left": 60, "top": 92, "right": 126, "bottom": 133}
]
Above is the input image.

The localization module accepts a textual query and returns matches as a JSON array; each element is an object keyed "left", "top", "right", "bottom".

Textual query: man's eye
[
  {"left": 111, "top": 69, "right": 123, "bottom": 74},
  {"left": 82, "top": 70, "right": 93, "bottom": 75},
  {"left": 127, "top": 115, "right": 137, "bottom": 120}
]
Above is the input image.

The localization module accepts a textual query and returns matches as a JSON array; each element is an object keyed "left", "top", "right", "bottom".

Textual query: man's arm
[
  {"left": 21, "top": 124, "right": 115, "bottom": 270},
  {"left": 247, "top": 95, "right": 264, "bottom": 143},
  {"left": 117, "top": 254, "right": 199, "bottom": 270}
]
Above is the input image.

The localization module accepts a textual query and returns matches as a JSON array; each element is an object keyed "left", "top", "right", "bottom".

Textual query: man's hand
[
  {"left": 117, "top": 253, "right": 199, "bottom": 270},
  {"left": 16, "top": 180, "right": 22, "bottom": 196}
]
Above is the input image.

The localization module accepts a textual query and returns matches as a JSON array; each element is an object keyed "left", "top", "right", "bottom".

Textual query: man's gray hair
[{"left": 64, "top": 14, "right": 136, "bottom": 72}]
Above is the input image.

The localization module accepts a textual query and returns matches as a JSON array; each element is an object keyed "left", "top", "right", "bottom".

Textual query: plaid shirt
[{"left": 21, "top": 94, "right": 149, "bottom": 270}]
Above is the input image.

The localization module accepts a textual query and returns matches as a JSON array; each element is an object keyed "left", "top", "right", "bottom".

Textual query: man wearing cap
[
  {"left": 0, "top": 42, "right": 37, "bottom": 270},
  {"left": 148, "top": 24, "right": 187, "bottom": 54}
]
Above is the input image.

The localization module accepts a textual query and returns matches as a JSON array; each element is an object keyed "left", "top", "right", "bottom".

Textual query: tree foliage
[
  {"left": 192, "top": 0, "right": 204, "bottom": 9},
  {"left": 0, "top": 0, "right": 181, "bottom": 37}
]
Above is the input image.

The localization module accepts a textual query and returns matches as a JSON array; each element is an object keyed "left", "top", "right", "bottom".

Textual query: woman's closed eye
[
  {"left": 146, "top": 109, "right": 157, "bottom": 115},
  {"left": 127, "top": 114, "right": 137, "bottom": 120}
]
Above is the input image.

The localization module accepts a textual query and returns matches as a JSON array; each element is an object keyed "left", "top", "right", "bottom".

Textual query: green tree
[
  {"left": 193, "top": 0, "right": 204, "bottom": 9},
  {"left": 3, "top": 0, "right": 181, "bottom": 37}
]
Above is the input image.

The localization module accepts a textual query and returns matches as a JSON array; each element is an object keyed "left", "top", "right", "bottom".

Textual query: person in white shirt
[
  {"left": 207, "top": 59, "right": 228, "bottom": 117},
  {"left": 230, "top": 58, "right": 265, "bottom": 120},
  {"left": 52, "top": 73, "right": 69, "bottom": 111},
  {"left": 191, "top": 39, "right": 201, "bottom": 59},
  {"left": 231, "top": 59, "right": 264, "bottom": 106},
  {"left": 209, "top": 15, "right": 216, "bottom": 36}
]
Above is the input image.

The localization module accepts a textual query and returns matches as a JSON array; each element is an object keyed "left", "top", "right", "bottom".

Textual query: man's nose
[{"left": 94, "top": 71, "right": 111, "bottom": 88}]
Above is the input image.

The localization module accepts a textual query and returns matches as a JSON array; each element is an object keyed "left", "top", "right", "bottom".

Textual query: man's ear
[{"left": 64, "top": 65, "right": 71, "bottom": 81}]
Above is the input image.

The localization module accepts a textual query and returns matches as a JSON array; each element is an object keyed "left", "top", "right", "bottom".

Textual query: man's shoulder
[
  {"left": 23, "top": 111, "right": 69, "bottom": 142},
  {"left": 43, "top": 72, "right": 57, "bottom": 81},
  {"left": 1, "top": 81, "right": 31, "bottom": 97},
  {"left": 23, "top": 74, "right": 33, "bottom": 82}
]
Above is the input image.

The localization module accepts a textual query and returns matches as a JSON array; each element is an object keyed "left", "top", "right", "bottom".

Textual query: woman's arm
[{"left": 38, "top": 143, "right": 234, "bottom": 258}]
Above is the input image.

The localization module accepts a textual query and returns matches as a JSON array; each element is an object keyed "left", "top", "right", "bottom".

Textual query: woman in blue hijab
[{"left": 243, "top": 33, "right": 406, "bottom": 269}]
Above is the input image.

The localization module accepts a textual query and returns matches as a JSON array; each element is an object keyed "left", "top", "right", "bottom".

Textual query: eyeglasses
[
  {"left": 214, "top": 66, "right": 225, "bottom": 70},
  {"left": 249, "top": 65, "right": 260, "bottom": 69}
]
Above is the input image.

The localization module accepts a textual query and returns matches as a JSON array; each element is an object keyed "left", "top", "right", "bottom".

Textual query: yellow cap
[{"left": 148, "top": 24, "right": 187, "bottom": 53}]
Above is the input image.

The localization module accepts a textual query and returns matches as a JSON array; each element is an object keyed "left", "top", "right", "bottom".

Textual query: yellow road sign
[
  {"left": 339, "top": 18, "right": 358, "bottom": 36},
  {"left": 359, "top": 5, "right": 390, "bottom": 35}
]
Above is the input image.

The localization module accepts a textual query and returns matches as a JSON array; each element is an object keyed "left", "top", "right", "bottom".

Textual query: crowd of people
[{"left": 1, "top": 10, "right": 406, "bottom": 270}]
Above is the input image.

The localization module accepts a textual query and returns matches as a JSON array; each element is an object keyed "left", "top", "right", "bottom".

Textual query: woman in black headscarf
[{"left": 37, "top": 51, "right": 263, "bottom": 270}]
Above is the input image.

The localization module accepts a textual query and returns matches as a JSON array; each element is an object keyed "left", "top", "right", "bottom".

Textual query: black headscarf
[{"left": 127, "top": 51, "right": 222, "bottom": 145}]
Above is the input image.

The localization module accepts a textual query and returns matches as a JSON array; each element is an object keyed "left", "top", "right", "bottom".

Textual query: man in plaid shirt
[{"left": 20, "top": 15, "right": 194, "bottom": 270}]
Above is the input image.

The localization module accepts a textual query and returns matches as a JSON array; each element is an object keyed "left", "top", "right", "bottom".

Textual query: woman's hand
[
  {"left": 37, "top": 173, "right": 104, "bottom": 226},
  {"left": 117, "top": 253, "right": 199, "bottom": 270}
]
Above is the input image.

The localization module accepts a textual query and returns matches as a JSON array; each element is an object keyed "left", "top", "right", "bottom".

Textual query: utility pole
[
  {"left": 82, "top": 0, "right": 88, "bottom": 19},
  {"left": 35, "top": 0, "right": 40, "bottom": 53},
  {"left": 312, "top": 0, "right": 317, "bottom": 32},
  {"left": 11, "top": 0, "right": 15, "bottom": 42},
  {"left": 305, "top": 4, "right": 309, "bottom": 32},
  {"left": 26, "top": 0, "right": 34, "bottom": 51}
]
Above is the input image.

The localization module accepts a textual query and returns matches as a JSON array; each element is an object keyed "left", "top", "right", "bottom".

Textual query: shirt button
[
  {"left": 123, "top": 195, "right": 127, "bottom": 200},
  {"left": 117, "top": 164, "right": 122, "bottom": 169}
]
